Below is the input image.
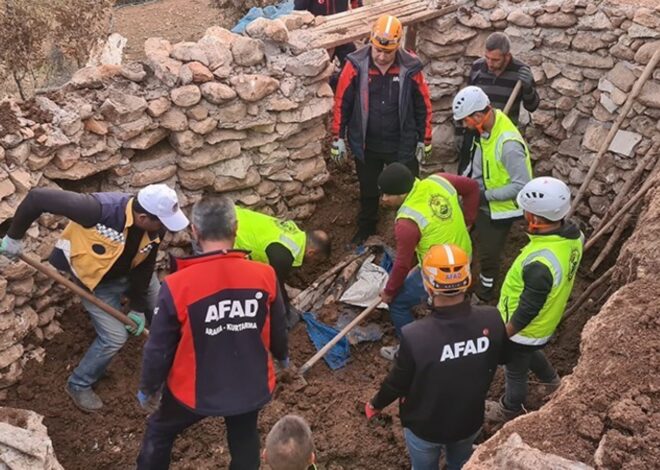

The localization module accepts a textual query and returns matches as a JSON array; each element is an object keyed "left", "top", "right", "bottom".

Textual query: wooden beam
[{"left": 307, "top": 3, "right": 461, "bottom": 50}]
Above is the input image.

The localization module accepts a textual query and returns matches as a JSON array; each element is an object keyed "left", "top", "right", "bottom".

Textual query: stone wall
[
  {"left": 417, "top": 0, "right": 660, "bottom": 228},
  {"left": 0, "top": 9, "right": 331, "bottom": 388}
]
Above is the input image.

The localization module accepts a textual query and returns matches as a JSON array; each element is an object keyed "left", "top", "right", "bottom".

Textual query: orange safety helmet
[
  {"left": 421, "top": 244, "right": 471, "bottom": 296},
  {"left": 371, "top": 14, "right": 403, "bottom": 51}
]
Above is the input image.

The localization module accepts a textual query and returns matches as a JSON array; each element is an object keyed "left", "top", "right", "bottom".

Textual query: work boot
[
  {"left": 380, "top": 344, "right": 400, "bottom": 361},
  {"left": 65, "top": 383, "right": 103, "bottom": 413},
  {"left": 484, "top": 396, "right": 524, "bottom": 425}
]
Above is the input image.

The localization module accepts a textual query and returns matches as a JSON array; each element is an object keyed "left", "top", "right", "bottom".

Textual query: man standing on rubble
[
  {"left": 233, "top": 206, "right": 331, "bottom": 327},
  {"left": 486, "top": 177, "right": 583, "bottom": 424},
  {"left": 0, "top": 184, "right": 189, "bottom": 412},
  {"left": 453, "top": 86, "right": 532, "bottom": 303},
  {"left": 457, "top": 32, "right": 539, "bottom": 175},
  {"left": 136, "top": 195, "right": 288, "bottom": 470},
  {"left": 376, "top": 162, "right": 479, "bottom": 360},
  {"left": 331, "top": 14, "right": 433, "bottom": 246},
  {"left": 366, "top": 244, "right": 508, "bottom": 470}
]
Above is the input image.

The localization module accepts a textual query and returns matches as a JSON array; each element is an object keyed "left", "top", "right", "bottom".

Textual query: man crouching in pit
[{"left": 135, "top": 195, "right": 289, "bottom": 470}]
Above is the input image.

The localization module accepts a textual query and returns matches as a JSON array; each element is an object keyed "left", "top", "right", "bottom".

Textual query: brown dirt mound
[{"left": 468, "top": 183, "right": 660, "bottom": 468}]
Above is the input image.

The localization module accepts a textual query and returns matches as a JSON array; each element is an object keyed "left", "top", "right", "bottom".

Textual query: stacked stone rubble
[
  {"left": 417, "top": 0, "right": 660, "bottom": 228},
  {"left": 0, "top": 11, "right": 329, "bottom": 388}
]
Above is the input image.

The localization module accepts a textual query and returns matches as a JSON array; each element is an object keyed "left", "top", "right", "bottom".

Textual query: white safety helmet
[
  {"left": 452, "top": 86, "right": 490, "bottom": 121},
  {"left": 517, "top": 177, "right": 571, "bottom": 221}
]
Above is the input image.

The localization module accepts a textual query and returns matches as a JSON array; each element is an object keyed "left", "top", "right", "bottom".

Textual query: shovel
[
  {"left": 298, "top": 297, "right": 381, "bottom": 376},
  {"left": 503, "top": 80, "right": 522, "bottom": 116},
  {"left": 17, "top": 253, "right": 149, "bottom": 337}
]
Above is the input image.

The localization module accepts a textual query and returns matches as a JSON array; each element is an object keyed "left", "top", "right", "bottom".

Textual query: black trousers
[
  {"left": 457, "top": 129, "right": 478, "bottom": 176},
  {"left": 355, "top": 150, "right": 419, "bottom": 234},
  {"left": 474, "top": 210, "right": 514, "bottom": 301},
  {"left": 137, "top": 389, "right": 261, "bottom": 470}
]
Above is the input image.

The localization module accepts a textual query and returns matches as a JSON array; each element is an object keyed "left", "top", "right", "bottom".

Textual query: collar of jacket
[
  {"left": 170, "top": 249, "right": 250, "bottom": 273},
  {"left": 430, "top": 299, "right": 473, "bottom": 318},
  {"left": 348, "top": 45, "right": 422, "bottom": 74}
]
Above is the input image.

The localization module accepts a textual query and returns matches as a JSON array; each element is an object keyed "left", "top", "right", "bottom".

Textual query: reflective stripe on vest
[
  {"left": 498, "top": 233, "right": 583, "bottom": 346},
  {"left": 509, "top": 333, "right": 554, "bottom": 346},
  {"left": 480, "top": 110, "right": 532, "bottom": 220},
  {"left": 396, "top": 176, "right": 472, "bottom": 263}
]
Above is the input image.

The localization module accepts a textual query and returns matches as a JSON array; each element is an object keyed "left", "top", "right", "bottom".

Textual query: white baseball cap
[{"left": 137, "top": 184, "right": 189, "bottom": 231}]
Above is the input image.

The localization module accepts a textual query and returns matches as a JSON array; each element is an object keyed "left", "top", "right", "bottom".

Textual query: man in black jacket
[
  {"left": 457, "top": 32, "right": 539, "bottom": 175},
  {"left": 365, "top": 244, "right": 508, "bottom": 470},
  {"left": 331, "top": 14, "right": 432, "bottom": 245}
]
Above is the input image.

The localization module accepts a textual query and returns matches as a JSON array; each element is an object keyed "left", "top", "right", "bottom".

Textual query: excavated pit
[{"left": 0, "top": 0, "right": 658, "bottom": 468}]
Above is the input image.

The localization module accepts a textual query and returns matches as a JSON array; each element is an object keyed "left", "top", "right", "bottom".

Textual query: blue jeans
[
  {"left": 404, "top": 428, "right": 479, "bottom": 470},
  {"left": 389, "top": 268, "right": 427, "bottom": 338},
  {"left": 68, "top": 274, "right": 160, "bottom": 390}
]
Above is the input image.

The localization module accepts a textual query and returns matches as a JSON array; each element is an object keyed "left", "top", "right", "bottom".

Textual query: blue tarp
[
  {"left": 302, "top": 312, "right": 350, "bottom": 370},
  {"left": 232, "top": 1, "right": 296, "bottom": 34}
]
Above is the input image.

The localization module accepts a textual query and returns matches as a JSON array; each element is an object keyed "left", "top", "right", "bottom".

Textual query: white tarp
[{"left": 339, "top": 255, "right": 389, "bottom": 310}]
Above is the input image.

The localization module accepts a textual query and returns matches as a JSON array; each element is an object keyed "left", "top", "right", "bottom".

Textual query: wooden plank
[
  {"left": 314, "top": 0, "right": 421, "bottom": 32},
  {"left": 315, "top": 0, "right": 421, "bottom": 25},
  {"left": 309, "top": 3, "right": 460, "bottom": 50},
  {"left": 318, "top": 3, "right": 428, "bottom": 34}
]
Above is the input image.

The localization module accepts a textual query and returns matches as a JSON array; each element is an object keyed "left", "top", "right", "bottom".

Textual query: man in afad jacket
[
  {"left": 453, "top": 86, "right": 533, "bottom": 303},
  {"left": 375, "top": 162, "right": 479, "bottom": 360},
  {"left": 366, "top": 244, "right": 508, "bottom": 470},
  {"left": 0, "top": 184, "right": 188, "bottom": 412},
  {"left": 233, "top": 206, "right": 330, "bottom": 327},
  {"left": 331, "top": 14, "right": 432, "bottom": 245},
  {"left": 487, "top": 177, "right": 583, "bottom": 424},
  {"left": 136, "top": 196, "right": 288, "bottom": 470}
]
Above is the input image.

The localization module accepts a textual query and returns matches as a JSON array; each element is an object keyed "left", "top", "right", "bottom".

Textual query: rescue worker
[
  {"left": 294, "top": 0, "right": 363, "bottom": 70},
  {"left": 136, "top": 195, "right": 288, "bottom": 470},
  {"left": 376, "top": 162, "right": 479, "bottom": 360},
  {"left": 453, "top": 86, "right": 533, "bottom": 303},
  {"left": 457, "top": 32, "right": 539, "bottom": 174},
  {"left": 331, "top": 14, "right": 433, "bottom": 245},
  {"left": 365, "top": 244, "right": 508, "bottom": 470},
  {"left": 486, "top": 177, "right": 583, "bottom": 423},
  {"left": 233, "top": 206, "right": 330, "bottom": 327},
  {"left": 0, "top": 184, "right": 188, "bottom": 412},
  {"left": 264, "top": 415, "right": 317, "bottom": 470}
]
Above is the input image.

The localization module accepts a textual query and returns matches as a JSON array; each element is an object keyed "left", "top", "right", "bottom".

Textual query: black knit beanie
[{"left": 377, "top": 162, "right": 415, "bottom": 195}]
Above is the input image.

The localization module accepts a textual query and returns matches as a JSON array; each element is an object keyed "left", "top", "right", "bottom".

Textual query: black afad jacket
[{"left": 371, "top": 301, "right": 508, "bottom": 443}]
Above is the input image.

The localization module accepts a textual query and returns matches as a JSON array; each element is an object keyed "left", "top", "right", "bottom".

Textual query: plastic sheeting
[
  {"left": 301, "top": 312, "right": 350, "bottom": 370},
  {"left": 339, "top": 255, "right": 390, "bottom": 309},
  {"left": 231, "top": 0, "right": 295, "bottom": 33}
]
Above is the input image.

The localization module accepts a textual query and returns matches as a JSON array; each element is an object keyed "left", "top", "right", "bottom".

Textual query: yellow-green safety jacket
[
  {"left": 234, "top": 207, "right": 306, "bottom": 267},
  {"left": 396, "top": 175, "right": 472, "bottom": 264},
  {"left": 498, "top": 232, "right": 583, "bottom": 346},
  {"left": 480, "top": 109, "right": 533, "bottom": 220}
]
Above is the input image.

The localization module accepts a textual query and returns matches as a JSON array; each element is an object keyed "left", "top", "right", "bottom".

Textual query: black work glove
[{"left": 518, "top": 67, "right": 535, "bottom": 95}]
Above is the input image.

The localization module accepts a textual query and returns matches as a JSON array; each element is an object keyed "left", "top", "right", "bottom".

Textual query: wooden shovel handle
[
  {"left": 17, "top": 253, "right": 149, "bottom": 337},
  {"left": 298, "top": 298, "right": 381, "bottom": 375},
  {"left": 503, "top": 81, "right": 523, "bottom": 116}
]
